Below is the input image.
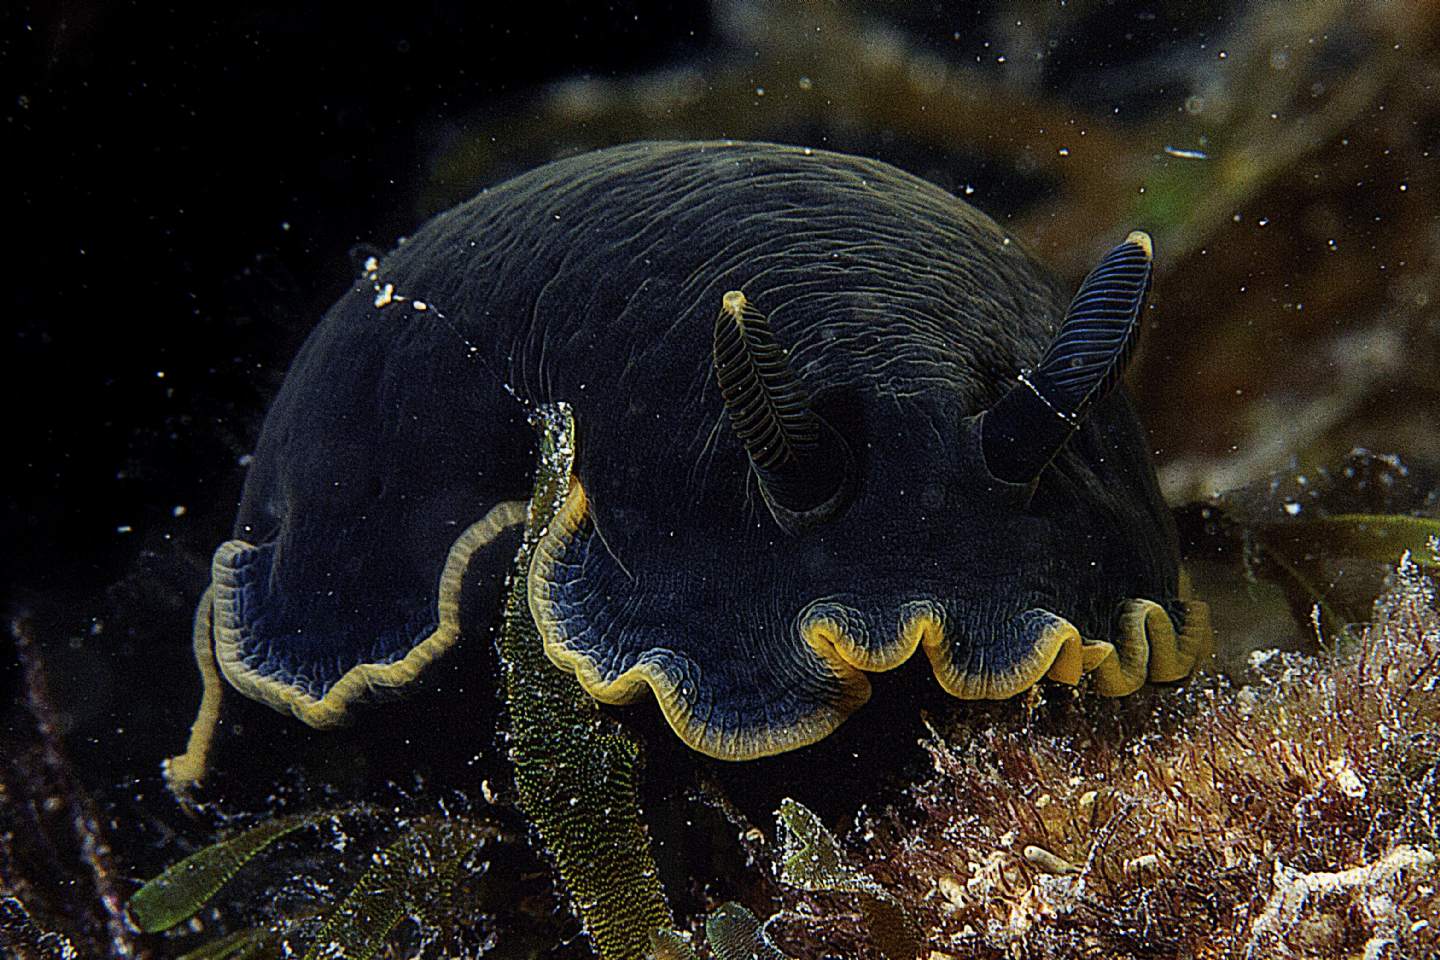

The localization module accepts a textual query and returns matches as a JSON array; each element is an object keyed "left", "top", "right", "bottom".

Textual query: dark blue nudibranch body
[{"left": 168, "top": 140, "right": 1211, "bottom": 785}]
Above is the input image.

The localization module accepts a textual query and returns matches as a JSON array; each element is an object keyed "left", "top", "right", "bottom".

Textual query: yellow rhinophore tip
[
  {"left": 721, "top": 290, "right": 747, "bottom": 319},
  {"left": 1126, "top": 230, "right": 1153, "bottom": 259}
]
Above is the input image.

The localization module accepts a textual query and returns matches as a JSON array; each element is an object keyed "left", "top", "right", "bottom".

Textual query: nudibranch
[{"left": 166, "top": 140, "right": 1211, "bottom": 789}]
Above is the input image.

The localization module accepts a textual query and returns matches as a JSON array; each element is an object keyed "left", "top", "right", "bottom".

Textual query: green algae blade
[
  {"left": 1262, "top": 514, "right": 1440, "bottom": 570},
  {"left": 649, "top": 928, "right": 699, "bottom": 960},
  {"left": 775, "top": 799, "right": 921, "bottom": 960},
  {"left": 301, "top": 815, "right": 490, "bottom": 960},
  {"left": 650, "top": 903, "right": 790, "bottom": 960},
  {"left": 500, "top": 403, "right": 672, "bottom": 960},
  {"left": 128, "top": 813, "right": 320, "bottom": 934},
  {"left": 705, "top": 902, "right": 790, "bottom": 960},
  {"left": 1257, "top": 513, "right": 1440, "bottom": 631},
  {"left": 177, "top": 926, "right": 280, "bottom": 960},
  {"left": 775, "top": 798, "right": 861, "bottom": 889}
]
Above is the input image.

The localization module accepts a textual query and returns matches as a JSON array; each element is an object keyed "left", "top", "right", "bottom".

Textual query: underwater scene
[{"left": 6, "top": 1, "right": 1440, "bottom": 958}]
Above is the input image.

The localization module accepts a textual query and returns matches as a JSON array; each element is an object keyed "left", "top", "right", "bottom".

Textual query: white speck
[
  {"left": 754, "top": 85, "right": 765, "bottom": 97},
  {"left": 1057, "top": 147, "right": 1070, "bottom": 157},
  {"left": 797, "top": 76, "right": 812, "bottom": 91},
  {"left": 1326, "top": 756, "right": 1367, "bottom": 799},
  {"left": 280, "top": 221, "right": 291, "bottom": 232},
  {"left": 963, "top": 184, "right": 975, "bottom": 196},
  {"left": 412, "top": 301, "right": 428, "bottom": 311},
  {"left": 116, "top": 525, "right": 133, "bottom": 534},
  {"left": 363, "top": 256, "right": 379, "bottom": 274},
  {"left": 238, "top": 453, "right": 254, "bottom": 467},
  {"left": 172, "top": 505, "right": 187, "bottom": 517},
  {"left": 155, "top": 370, "right": 166, "bottom": 379},
  {"left": 374, "top": 283, "right": 395, "bottom": 308},
  {"left": 1283, "top": 501, "right": 1302, "bottom": 516},
  {"left": 1249, "top": 648, "right": 1278, "bottom": 668},
  {"left": 1258, "top": 218, "right": 1270, "bottom": 227}
]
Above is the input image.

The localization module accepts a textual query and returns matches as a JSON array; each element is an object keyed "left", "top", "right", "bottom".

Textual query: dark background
[{"left": 6, "top": 1, "right": 713, "bottom": 605}]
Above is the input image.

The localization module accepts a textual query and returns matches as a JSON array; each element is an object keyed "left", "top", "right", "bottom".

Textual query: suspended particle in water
[{"left": 1163, "top": 145, "right": 1209, "bottom": 160}]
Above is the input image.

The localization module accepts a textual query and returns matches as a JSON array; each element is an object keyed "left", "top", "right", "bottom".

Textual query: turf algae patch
[
  {"left": 828, "top": 554, "right": 1440, "bottom": 959},
  {"left": 500, "top": 402, "right": 672, "bottom": 960},
  {"left": 775, "top": 799, "right": 922, "bottom": 960}
]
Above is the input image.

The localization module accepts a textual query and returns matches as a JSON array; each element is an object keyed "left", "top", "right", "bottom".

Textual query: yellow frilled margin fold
[
  {"left": 527, "top": 474, "right": 1216, "bottom": 763},
  {"left": 164, "top": 499, "right": 528, "bottom": 797},
  {"left": 167, "top": 443, "right": 1216, "bottom": 788},
  {"left": 527, "top": 476, "right": 873, "bottom": 762}
]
